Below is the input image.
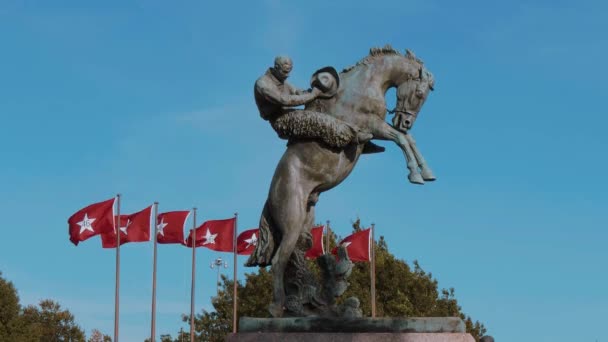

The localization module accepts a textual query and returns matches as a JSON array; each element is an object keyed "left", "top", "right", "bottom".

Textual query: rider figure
[{"left": 254, "top": 55, "right": 374, "bottom": 148}]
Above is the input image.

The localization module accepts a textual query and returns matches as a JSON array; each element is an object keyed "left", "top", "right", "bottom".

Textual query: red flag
[
  {"left": 185, "top": 217, "right": 235, "bottom": 252},
  {"left": 68, "top": 198, "right": 115, "bottom": 246},
  {"left": 101, "top": 205, "right": 152, "bottom": 248},
  {"left": 305, "top": 225, "right": 325, "bottom": 259},
  {"left": 157, "top": 211, "right": 190, "bottom": 244},
  {"left": 236, "top": 228, "right": 259, "bottom": 255},
  {"left": 331, "top": 228, "right": 371, "bottom": 262}
]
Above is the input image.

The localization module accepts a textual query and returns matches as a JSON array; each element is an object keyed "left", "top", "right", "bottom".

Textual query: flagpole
[
  {"left": 232, "top": 212, "right": 238, "bottom": 334},
  {"left": 325, "top": 220, "right": 331, "bottom": 253},
  {"left": 114, "top": 193, "right": 121, "bottom": 342},
  {"left": 150, "top": 201, "right": 159, "bottom": 342},
  {"left": 190, "top": 208, "right": 197, "bottom": 342},
  {"left": 370, "top": 223, "right": 376, "bottom": 318}
]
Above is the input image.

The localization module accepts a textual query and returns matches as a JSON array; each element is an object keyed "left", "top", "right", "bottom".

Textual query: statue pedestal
[
  {"left": 227, "top": 332, "right": 474, "bottom": 341},
  {"left": 227, "top": 317, "right": 475, "bottom": 341}
]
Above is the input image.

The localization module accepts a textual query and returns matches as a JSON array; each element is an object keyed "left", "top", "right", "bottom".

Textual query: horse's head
[{"left": 392, "top": 66, "right": 435, "bottom": 131}]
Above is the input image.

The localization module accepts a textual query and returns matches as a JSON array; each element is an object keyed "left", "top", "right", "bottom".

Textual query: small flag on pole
[
  {"left": 331, "top": 228, "right": 372, "bottom": 262},
  {"left": 68, "top": 197, "right": 115, "bottom": 246},
  {"left": 305, "top": 225, "right": 325, "bottom": 259},
  {"left": 157, "top": 210, "right": 190, "bottom": 244},
  {"left": 236, "top": 228, "right": 259, "bottom": 255},
  {"left": 101, "top": 205, "right": 152, "bottom": 248},
  {"left": 185, "top": 217, "right": 236, "bottom": 252}
]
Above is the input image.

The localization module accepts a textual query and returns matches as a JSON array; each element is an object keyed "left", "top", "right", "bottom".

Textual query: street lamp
[{"left": 210, "top": 257, "right": 228, "bottom": 295}]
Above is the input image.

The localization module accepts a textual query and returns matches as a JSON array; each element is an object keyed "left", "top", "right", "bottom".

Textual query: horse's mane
[{"left": 342, "top": 45, "right": 423, "bottom": 73}]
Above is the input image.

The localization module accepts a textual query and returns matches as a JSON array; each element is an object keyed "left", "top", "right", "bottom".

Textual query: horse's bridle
[
  {"left": 386, "top": 107, "right": 418, "bottom": 118},
  {"left": 387, "top": 83, "right": 419, "bottom": 131}
]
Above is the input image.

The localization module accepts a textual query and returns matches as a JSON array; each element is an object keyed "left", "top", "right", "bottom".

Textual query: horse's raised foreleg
[
  {"left": 366, "top": 119, "right": 424, "bottom": 184},
  {"left": 404, "top": 133, "right": 436, "bottom": 181},
  {"left": 397, "top": 134, "right": 425, "bottom": 184}
]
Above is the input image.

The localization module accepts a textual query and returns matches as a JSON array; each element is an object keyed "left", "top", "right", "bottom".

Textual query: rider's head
[{"left": 272, "top": 55, "right": 293, "bottom": 82}]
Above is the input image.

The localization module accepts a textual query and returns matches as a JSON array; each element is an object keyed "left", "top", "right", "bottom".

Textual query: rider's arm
[
  {"left": 287, "top": 82, "right": 310, "bottom": 96},
  {"left": 256, "top": 79, "right": 319, "bottom": 106}
]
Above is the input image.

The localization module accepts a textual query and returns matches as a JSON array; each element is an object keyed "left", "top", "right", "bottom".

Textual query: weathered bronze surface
[{"left": 248, "top": 46, "right": 436, "bottom": 318}]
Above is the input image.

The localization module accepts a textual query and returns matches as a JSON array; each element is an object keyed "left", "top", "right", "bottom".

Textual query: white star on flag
[
  {"left": 202, "top": 228, "right": 217, "bottom": 245},
  {"left": 77, "top": 214, "right": 96, "bottom": 235},
  {"left": 341, "top": 241, "right": 352, "bottom": 248},
  {"left": 245, "top": 233, "right": 258, "bottom": 248},
  {"left": 119, "top": 219, "right": 131, "bottom": 235},
  {"left": 157, "top": 218, "right": 168, "bottom": 237}
]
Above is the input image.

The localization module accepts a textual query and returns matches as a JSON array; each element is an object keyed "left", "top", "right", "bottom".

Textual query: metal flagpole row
[
  {"left": 325, "top": 220, "right": 331, "bottom": 253},
  {"left": 150, "top": 202, "right": 159, "bottom": 342},
  {"left": 370, "top": 223, "right": 376, "bottom": 318},
  {"left": 114, "top": 194, "right": 121, "bottom": 342},
  {"left": 108, "top": 200, "right": 250, "bottom": 341},
  {"left": 190, "top": 208, "right": 197, "bottom": 342},
  {"left": 232, "top": 213, "right": 238, "bottom": 334}
]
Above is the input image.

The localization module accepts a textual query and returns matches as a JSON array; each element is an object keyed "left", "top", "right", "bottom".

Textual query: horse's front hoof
[
  {"left": 408, "top": 173, "right": 425, "bottom": 185},
  {"left": 421, "top": 167, "right": 436, "bottom": 181},
  {"left": 268, "top": 302, "right": 284, "bottom": 318}
]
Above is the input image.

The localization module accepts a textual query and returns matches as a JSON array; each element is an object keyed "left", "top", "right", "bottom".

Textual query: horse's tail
[{"left": 245, "top": 200, "right": 277, "bottom": 267}]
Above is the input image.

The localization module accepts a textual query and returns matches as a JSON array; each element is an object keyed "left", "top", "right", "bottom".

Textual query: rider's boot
[
  {"left": 362, "top": 142, "right": 385, "bottom": 154},
  {"left": 356, "top": 131, "right": 373, "bottom": 144},
  {"left": 355, "top": 131, "right": 387, "bottom": 154}
]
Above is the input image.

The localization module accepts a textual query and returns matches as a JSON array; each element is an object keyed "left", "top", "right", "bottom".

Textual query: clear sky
[{"left": 1, "top": 0, "right": 607, "bottom": 341}]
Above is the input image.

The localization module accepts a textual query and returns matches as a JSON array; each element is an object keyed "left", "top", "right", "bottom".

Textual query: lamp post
[{"left": 210, "top": 257, "right": 228, "bottom": 295}]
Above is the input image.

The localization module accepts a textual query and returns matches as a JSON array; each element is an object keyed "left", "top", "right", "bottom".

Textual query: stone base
[
  {"left": 226, "top": 332, "right": 475, "bottom": 341},
  {"left": 230, "top": 317, "right": 474, "bottom": 341},
  {"left": 238, "top": 317, "right": 466, "bottom": 333}
]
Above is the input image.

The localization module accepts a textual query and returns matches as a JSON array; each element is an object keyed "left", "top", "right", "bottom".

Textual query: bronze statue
[
  {"left": 255, "top": 56, "right": 375, "bottom": 149},
  {"left": 247, "top": 46, "right": 436, "bottom": 318}
]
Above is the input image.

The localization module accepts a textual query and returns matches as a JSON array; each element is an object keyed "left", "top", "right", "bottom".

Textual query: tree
[
  {"left": 0, "top": 273, "right": 21, "bottom": 341},
  {"left": 144, "top": 332, "right": 185, "bottom": 342},
  {"left": 0, "top": 271, "right": 40, "bottom": 342},
  {"left": 88, "top": 329, "right": 112, "bottom": 342},
  {"left": 339, "top": 219, "right": 486, "bottom": 339},
  {"left": 159, "top": 334, "right": 174, "bottom": 342},
  {"left": 178, "top": 269, "right": 273, "bottom": 341},
  {"left": 0, "top": 271, "right": 21, "bottom": 340},
  {"left": 21, "top": 299, "right": 86, "bottom": 342},
  {"left": 1, "top": 271, "right": 88, "bottom": 342},
  {"left": 165, "top": 218, "right": 488, "bottom": 341}
]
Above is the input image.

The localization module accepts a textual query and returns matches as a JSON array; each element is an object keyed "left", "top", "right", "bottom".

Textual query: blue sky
[{"left": 1, "top": 0, "right": 607, "bottom": 341}]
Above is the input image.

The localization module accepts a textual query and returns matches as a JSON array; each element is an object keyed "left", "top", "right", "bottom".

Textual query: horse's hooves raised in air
[
  {"left": 268, "top": 302, "right": 284, "bottom": 318},
  {"left": 421, "top": 168, "right": 436, "bottom": 181},
  {"left": 408, "top": 173, "right": 425, "bottom": 185}
]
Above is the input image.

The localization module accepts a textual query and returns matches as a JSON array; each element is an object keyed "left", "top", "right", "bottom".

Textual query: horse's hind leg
[{"left": 268, "top": 190, "right": 308, "bottom": 317}]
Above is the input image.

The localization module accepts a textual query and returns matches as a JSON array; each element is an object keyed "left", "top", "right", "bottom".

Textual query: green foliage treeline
[
  {"left": 0, "top": 271, "right": 111, "bottom": 342},
  {"left": 160, "top": 219, "right": 487, "bottom": 341}
]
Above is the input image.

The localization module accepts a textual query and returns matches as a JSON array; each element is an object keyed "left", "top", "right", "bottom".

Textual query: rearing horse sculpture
[{"left": 246, "top": 46, "right": 435, "bottom": 317}]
